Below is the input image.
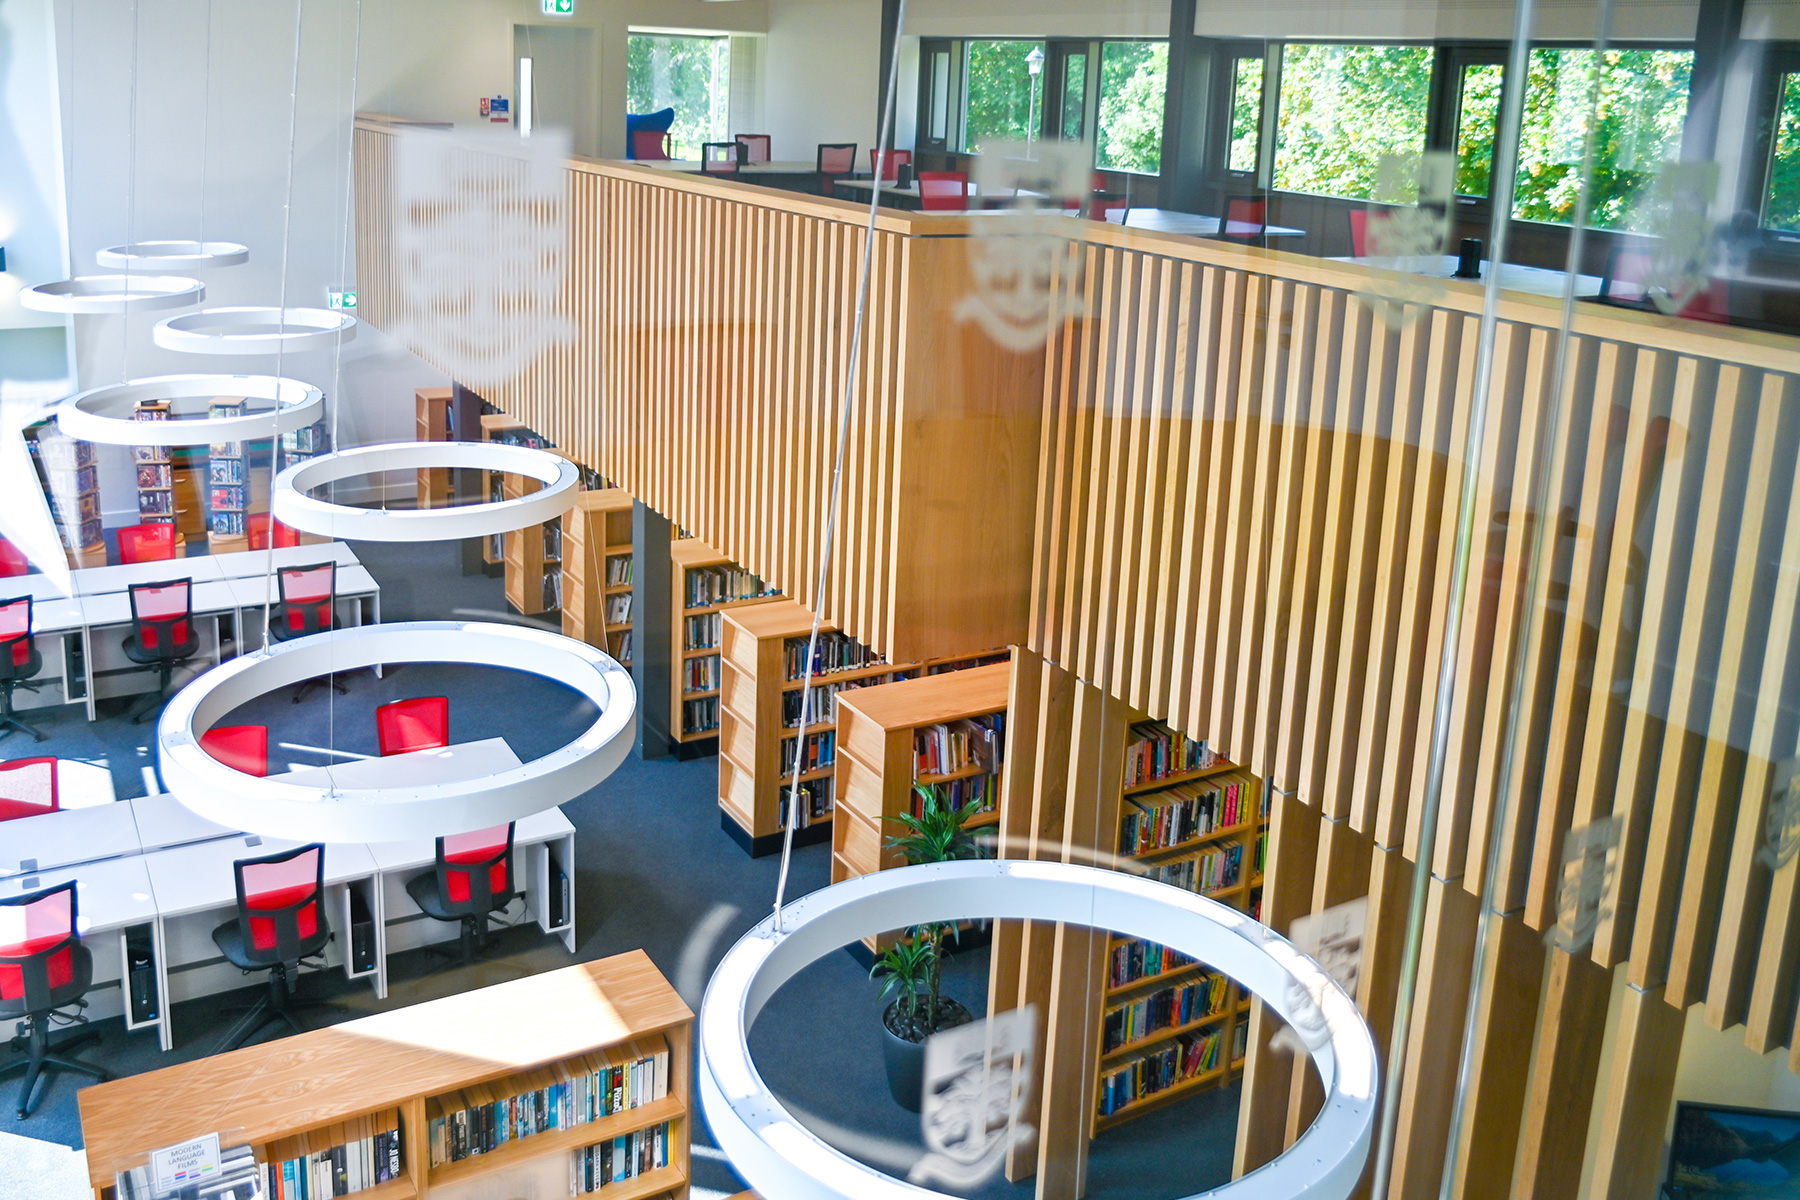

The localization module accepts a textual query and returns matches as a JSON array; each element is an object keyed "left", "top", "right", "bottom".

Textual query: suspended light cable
[{"left": 262, "top": 0, "right": 307, "bottom": 652}]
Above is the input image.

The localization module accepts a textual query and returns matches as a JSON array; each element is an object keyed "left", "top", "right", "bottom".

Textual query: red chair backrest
[
  {"left": 701, "top": 142, "right": 742, "bottom": 175},
  {"left": 235, "top": 845, "right": 325, "bottom": 960},
  {"left": 438, "top": 823, "right": 515, "bottom": 910},
  {"left": 128, "top": 579, "right": 194, "bottom": 657},
  {"left": 277, "top": 562, "right": 337, "bottom": 636},
  {"left": 248, "top": 513, "right": 301, "bottom": 551},
  {"left": 0, "top": 538, "right": 26, "bottom": 578},
  {"left": 0, "top": 595, "right": 33, "bottom": 674},
  {"left": 816, "top": 143, "right": 857, "bottom": 176},
  {"left": 201, "top": 726, "right": 268, "bottom": 777},
  {"left": 632, "top": 130, "right": 671, "bottom": 161},
  {"left": 0, "top": 882, "right": 78, "bottom": 1006},
  {"left": 0, "top": 758, "right": 58, "bottom": 822},
  {"left": 870, "top": 148, "right": 912, "bottom": 182},
  {"left": 117, "top": 524, "right": 177, "bottom": 565},
  {"left": 377, "top": 696, "right": 450, "bottom": 756},
  {"left": 1087, "top": 197, "right": 1127, "bottom": 222},
  {"left": 1350, "top": 209, "right": 1369, "bottom": 257},
  {"left": 734, "top": 134, "right": 771, "bottom": 163},
  {"left": 918, "top": 171, "right": 970, "bottom": 212},
  {"left": 1224, "top": 197, "right": 1267, "bottom": 238}
]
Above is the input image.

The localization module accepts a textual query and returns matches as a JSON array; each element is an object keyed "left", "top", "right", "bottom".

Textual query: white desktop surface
[
  {"left": 58, "top": 761, "right": 118, "bottom": 809},
  {"left": 32, "top": 595, "right": 88, "bottom": 633},
  {"left": 130, "top": 792, "right": 237, "bottom": 852},
  {"left": 1109, "top": 208, "right": 1308, "bottom": 239},
  {"left": 2, "top": 801, "right": 141, "bottom": 875},
  {"left": 649, "top": 159, "right": 817, "bottom": 175},
  {"left": 78, "top": 579, "right": 243, "bottom": 627},
  {"left": 367, "top": 804, "right": 573, "bottom": 873},
  {"left": 209, "top": 544, "right": 362, "bottom": 578},
  {"left": 227, "top": 564, "right": 379, "bottom": 610},
  {"left": 140, "top": 834, "right": 379, "bottom": 920},
  {"left": 72, "top": 557, "right": 227, "bottom": 596},
  {"left": 0, "top": 854, "right": 158, "bottom": 934},
  {"left": 1327, "top": 253, "right": 1603, "bottom": 298},
  {"left": 5, "top": 577, "right": 75, "bottom": 603},
  {"left": 279, "top": 736, "right": 520, "bottom": 792}
]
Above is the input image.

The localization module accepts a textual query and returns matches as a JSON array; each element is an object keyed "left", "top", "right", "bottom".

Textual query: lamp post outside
[{"left": 1025, "top": 45, "right": 1045, "bottom": 160}]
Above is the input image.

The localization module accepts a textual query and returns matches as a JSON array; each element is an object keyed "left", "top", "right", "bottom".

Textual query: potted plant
[{"left": 869, "top": 788, "right": 987, "bottom": 1110}]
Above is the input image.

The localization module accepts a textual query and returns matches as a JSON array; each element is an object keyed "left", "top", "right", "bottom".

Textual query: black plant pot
[{"left": 880, "top": 996, "right": 974, "bottom": 1111}]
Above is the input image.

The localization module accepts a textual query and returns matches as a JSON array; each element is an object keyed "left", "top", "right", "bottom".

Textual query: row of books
[
  {"left": 425, "top": 1039, "right": 670, "bottom": 1166},
  {"left": 31, "top": 432, "right": 103, "bottom": 551},
  {"left": 281, "top": 422, "right": 329, "bottom": 457},
  {"left": 542, "top": 571, "right": 564, "bottom": 612},
  {"left": 925, "top": 651, "right": 1010, "bottom": 675},
  {"left": 608, "top": 630, "right": 633, "bottom": 663},
  {"left": 682, "top": 696, "right": 719, "bottom": 735},
  {"left": 779, "top": 778, "right": 834, "bottom": 829},
  {"left": 138, "top": 463, "right": 175, "bottom": 489},
  {"left": 1232, "top": 1018, "right": 1249, "bottom": 1062},
  {"left": 489, "top": 426, "right": 555, "bottom": 450},
  {"left": 1101, "top": 972, "right": 1228, "bottom": 1053},
  {"left": 543, "top": 522, "right": 563, "bottom": 561},
  {"left": 686, "top": 566, "right": 769, "bottom": 609},
  {"left": 781, "top": 672, "right": 906, "bottom": 728},
  {"left": 607, "top": 595, "right": 633, "bottom": 625},
  {"left": 607, "top": 554, "right": 634, "bottom": 586},
  {"left": 910, "top": 773, "right": 998, "bottom": 818},
  {"left": 683, "top": 655, "right": 720, "bottom": 695},
  {"left": 208, "top": 457, "right": 246, "bottom": 484},
  {"left": 915, "top": 713, "right": 1004, "bottom": 777},
  {"left": 263, "top": 1110, "right": 403, "bottom": 1199},
  {"left": 684, "top": 613, "right": 720, "bottom": 650},
  {"left": 1097, "top": 1029, "right": 1222, "bottom": 1117},
  {"left": 779, "top": 730, "right": 835, "bottom": 775},
  {"left": 570, "top": 1121, "right": 671, "bottom": 1194},
  {"left": 1118, "top": 779, "right": 1248, "bottom": 857},
  {"left": 1122, "top": 720, "right": 1220, "bottom": 788},
  {"left": 1108, "top": 938, "right": 1196, "bottom": 990},
  {"left": 784, "top": 632, "right": 883, "bottom": 680},
  {"left": 1144, "top": 843, "right": 1242, "bottom": 894}
]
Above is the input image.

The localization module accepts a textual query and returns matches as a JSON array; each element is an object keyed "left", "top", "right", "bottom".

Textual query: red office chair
[
  {"left": 631, "top": 130, "right": 672, "bottom": 161},
  {"left": 918, "top": 171, "right": 971, "bottom": 212},
  {"left": 210, "top": 844, "right": 333, "bottom": 1050},
  {"left": 0, "top": 759, "right": 57, "bottom": 822},
  {"left": 0, "top": 597, "right": 44, "bottom": 742},
  {"left": 200, "top": 726, "right": 268, "bottom": 777},
  {"left": 247, "top": 513, "right": 301, "bottom": 551},
  {"left": 0, "top": 538, "right": 27, "bottom": 578},
  {"left": 1087, "top": 195, "right": 1128, "bottom": 222},
  {"left": 376, "top": 696, "right": 450, "bottom": 756},
  {"left": 116, "top": 523, "right": 177, "bottom": 565},
  {"left": 816, "top": 142, "right": 857, "bottom": 195},
  {"left": 870, "top": 147, "right": 912, "bottom": 183},
  {"left": 121, "top": 579, "right": 199, "bottom": 725},
  {"left": 273, "top": 562, "right": 347, "bottom": 701},
  {"left": 1599, "top": 246, "right": 1729, "bottom": 323},
  {"left": 0, "top": 881, "right": 109, "bottom": 1117},
  {"left": 405, "top": 823, "right": 517, "bottom": 967},
  {"left": 1350, "top": 209, "right": 1370, "bottom": 257},
  {"left": 701, "top": 141, "right": 744, "bottom": 177},
  {"left": 1222, "top": 196, "right": 1268, "bottom": 245},
  {"left": 734, "top": 133, "right": 771, "bottom": 163}
]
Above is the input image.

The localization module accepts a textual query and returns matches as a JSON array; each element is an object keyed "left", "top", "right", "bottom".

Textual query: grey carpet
[{"left": 2, "top": 537, "right": 1245, "bottom": 1199}]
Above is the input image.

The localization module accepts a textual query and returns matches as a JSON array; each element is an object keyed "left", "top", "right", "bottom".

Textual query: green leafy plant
[{"left": 868, "top": 788, "right": 989, "bottom": 1040}]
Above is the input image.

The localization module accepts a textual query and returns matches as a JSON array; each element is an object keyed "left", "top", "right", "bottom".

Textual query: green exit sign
[
  {"left": 542, "top": 0, "right": 573, "bottom": 13},
  {"left": 328, "top": 290, "right": 356, "bottom": 311}
]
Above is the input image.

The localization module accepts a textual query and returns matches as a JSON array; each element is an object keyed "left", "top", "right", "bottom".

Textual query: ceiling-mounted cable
[{"left": 120, "top": 0, "right": 142, "bottom": 384}]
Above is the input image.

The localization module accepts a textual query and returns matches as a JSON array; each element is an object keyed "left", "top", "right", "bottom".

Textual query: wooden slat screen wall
[{"left": 354, "top": 120, "right": 1044, "bottom": 665}]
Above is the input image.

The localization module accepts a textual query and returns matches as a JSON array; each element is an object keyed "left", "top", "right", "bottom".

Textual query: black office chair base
[
  {"left": 292, "top": 674, "right": 350, "bottom": 703},
  {"left": 215, "top": 996, "right": 332, "bottom": 1052},
  {"left": 0, "top": 1019, "right": 110, "bottom": 1119},
  {"left": 0, "top": 712, "right": 45, "bottom": 742},
  {"left": 127, "top": 691, "right": 170, "bottom": 725}
]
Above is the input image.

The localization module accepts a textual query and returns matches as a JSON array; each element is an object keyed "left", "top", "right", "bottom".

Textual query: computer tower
[{"left": 349, "top": 887, "right": 376, "bottom": 974}]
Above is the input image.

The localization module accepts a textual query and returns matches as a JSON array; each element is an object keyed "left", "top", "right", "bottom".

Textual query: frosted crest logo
[
  {"left": 1272, "top": 897, "right": 1366, "bottom": 1055},
  {"left": 1358, "top": 151, "right": 1455, "bottom": 328},
  {"left": 908, "top": 1006, "right": 1037, "bottom": 1191},
  {"left": 1758, "top": 757, "right": 1800, "bottom": 872},
  {"left": 392, "top": 129, "right": 575, "bottom": 388},
  {"left": 953, "top": 141, "right": 1088, "bottom": 353},
  {"left": 1548, "top": 816, "right": 1622, "bottom": 952},
  {"left": 1635, "top": 162, "right": 1721, "bottom": 315}
]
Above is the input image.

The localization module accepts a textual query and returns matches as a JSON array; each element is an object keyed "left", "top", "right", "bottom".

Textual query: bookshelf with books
[
  {"left": 562, "top": 487, "right": 634, "bottom": 666},
  {"left": 33, "top": 426, "right": 109, "bottom": 567},
  {"left": 480, "top": 415, "right": 566, "bottom": 615},
  {"left": 415, "top": 386, "right": 453, "bottom": 509},
  {"left": 206, "top": 400, "right": 252, "bottom": 554},
  {"left": 671, "top": 538, "right": 779, "bottom": 748},
  {"left": 79, "top": 951, "right": 693, "bottom": 1200}
]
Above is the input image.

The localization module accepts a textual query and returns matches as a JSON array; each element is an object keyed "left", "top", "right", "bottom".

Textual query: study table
[
  {"left": 1327, "top": 253, "right": 1603, "bottom": 298},
  {"left": 646, "top": 158, "right": 819, "bottom": 179},
  {"left": 1107, "top": 207, "right": 1308, "bottom": 240}
]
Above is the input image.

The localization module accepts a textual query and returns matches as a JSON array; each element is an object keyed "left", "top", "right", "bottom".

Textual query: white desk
[
  {"left": 1, "top": 800, "right": 140, "bottom": 876},
  {"left": 4, "top": 576, "right": 76, "bottom": 603},
  {"left": 1109, "top": 208, "right": 1307, "bottom": 239},
  {"left": 78, "top": 580, "right": 243, "bottom": 720},
  {"left": 1327, "top": 253, "right": 1603, "bottom": 298},
  {"left": 71, "top": 557, "right": 227, "bottom": 596},
  {"left": 281, "top": 735, "right": 515, "bottom": 791},
  {"left": 56, "top": 760, "right": 117, "bottom": 809},
  {"left": 228, "top": 564, "right": 382, "bottom": 634},
  {"left": 0, "top": 856, "right": 164, "bottom": 1036},
  {"left": 209, "top": 544, "right": 363, "bottom": 578},
  {"left": 129, "top": 792, "right": 237, "bottom": 852},
  {"left": 647, "top": 158, "right": 818, "bottom": 176}
]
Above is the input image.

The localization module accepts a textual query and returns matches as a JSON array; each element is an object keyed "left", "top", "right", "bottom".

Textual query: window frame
[
  {"left": 1426, "top": 42, "right": 1511, "bottom": 220},
  {"left": 958, "top": 37, "right": 1048, "bottom": 156},
  {"left": 916, "top": 37, "right": 964, "bottom": 155},
  {"left": 1210, "top": 41, "right": 1273, "bottom": 186},
  {"left": 1749, "top": 43, "right": 1800, "bottom": 249}
]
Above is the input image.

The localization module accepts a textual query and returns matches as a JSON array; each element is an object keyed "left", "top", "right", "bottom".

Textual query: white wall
[
  {"left": 763, "top": 0, "right": 881, "bottom": 163},
  {"left": 1194, "top": 0, "right": 1698, "bottom": 42}
]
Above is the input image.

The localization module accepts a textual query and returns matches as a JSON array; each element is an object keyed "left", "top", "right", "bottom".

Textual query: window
[
  {"left": 1097, "top": 41, "right": 1169, "bottom": 174},
  {"left": 963, "top": 40, "right": 1045, "bottom": 153},
  {"left": 1454, "top": 63, "right": 1504, "bottom": 197},
  {"left": 1272, "top": 44, "right": 1432, "bottom": 200},
  {"left": 1061, "top": 52, "right": 1088, "bottom": 141},
  {"left": 1511, "top": 47, "right": 1692, "bottom": 232},
  {"left": 1766, "top": 70, "right": 1800, "bottom": 234},
  {"left": 1227, "top": 56, "right": 1266, "bottom": 174},
  {"left": 626, "top": 34, "right": 730, "bottom": 160}
]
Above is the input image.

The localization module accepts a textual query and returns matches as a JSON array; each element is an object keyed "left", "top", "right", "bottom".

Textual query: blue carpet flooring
[{"left": 2, "top": 537, "right": 1242, "bottom": 1198}]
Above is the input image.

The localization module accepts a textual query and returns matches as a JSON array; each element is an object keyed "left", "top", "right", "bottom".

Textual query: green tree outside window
[
  {"left": 963, "top": 40, "right": 1044, "bottom": 153},
  {"left": 626, "top": 34, "right": 730, "bottom": 160},
  {"left": 1766, "top": 72, "right": 1800, "bottom": 233},
  {"left": 1228, "top": 56, "right": 1265, "bottom": 174},
  {"left": 1455, "top": 63, "right": 1504, "bottom": 197},
  {"left": 1272, "top": 44, "right": 1432, "bottom": 200},
  {"left": 1097, "top": 41, "right": 1169, "bottom": 174}
]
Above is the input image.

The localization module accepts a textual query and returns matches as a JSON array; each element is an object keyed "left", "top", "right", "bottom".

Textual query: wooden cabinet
[{"left": 562, "top": 487, "right": 634, "bottom": 665}]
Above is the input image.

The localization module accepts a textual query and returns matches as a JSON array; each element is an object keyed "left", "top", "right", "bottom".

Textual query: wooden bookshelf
[
  {"left": 79, "top": 951, "right": 693, "bottom": 1200},
  {"left": 502, "top": 472, "right": 562, "bottom": 615},
  {"left": 671, "top": 538, "right": 779, "bottom": 746},
  {"left": 414, "top": 386, "right": 453, "bottom": 509},
  {"left": 479, "top": 414, "right": 524, "bottom": 569},
  {"left": 563, "top": 487, "right": 634, "bottom": 666}
]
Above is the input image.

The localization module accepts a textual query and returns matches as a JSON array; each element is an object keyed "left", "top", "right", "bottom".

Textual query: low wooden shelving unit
[
  {"left": 562, "top": 486, "right": 635, "bottom": 666},
  {"left": 78, "top": 951, "right": 693, "bottom": 1200},
  {"left": 671, "top": 538, "right": 780, "bottom": 750}
]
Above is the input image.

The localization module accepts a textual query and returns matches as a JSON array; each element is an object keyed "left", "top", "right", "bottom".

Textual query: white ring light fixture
[
  {"left": 272, "top": 441, "right": 581, "bottom": 541},
  {"left": 156, "top": 621, "right": 635, "bottom": 842},
  {"left": 96, "top": 240, "right": 250, "bottom": 271},
  {"left": 19, "top": 275, "right": 205, "bottom": 314},
  {"left": 55, "top": 374, "right": 322, "bottom": 446},
  {"left": 700, "top": 860, "right": 1378, "bottom": 1200},
  {"left": 152, "top": 306, "right": 356, "bottom": 355}
]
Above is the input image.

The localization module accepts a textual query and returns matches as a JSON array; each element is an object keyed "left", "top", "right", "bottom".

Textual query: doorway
[{"left": 513, "top": 24, "right": 598, "bottom": 156}]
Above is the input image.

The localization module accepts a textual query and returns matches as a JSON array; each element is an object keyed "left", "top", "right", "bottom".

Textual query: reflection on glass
[
  {"left": 1511, "top": 47, "right": 1692, "bottom": 231},
  {"left": 962, "top": 39, "right": 1045, "bottom": 153},
  {"left": 930, "top": 50, "right": 951, "bottom": 142},
  {"left": 1228, "top": 56, "right": 1264, "bottom": 174},
  {"left": 1097, "top": 41, "right": 1169, "bottom": 174},
  {"left": 1062, "top": 53, "right": 1087, "bottom": 141},
  {"left": 1272, "top": 43, "right": 1432, "bottom": 199},
  {"left": 1767, "top": 71, "right": 1800, "bottom": 233},
  {"left": 625, "top": 33, "right": 730, "bottom": 160},
  {"left": 1454, "top": 62, "right": 1503, "bottom": 197}
]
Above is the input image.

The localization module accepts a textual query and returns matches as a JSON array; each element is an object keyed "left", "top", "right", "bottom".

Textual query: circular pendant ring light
[
  {"left": 19, "top": 275, "right": 205, "bottom": 314},
  {"left": 96, "top": 240, "right": 250, "bottom": 270},
  {"left": 157, "top": 621, "right": 635, "bottom": 843},
  {"left": 55, "top": 374, "right": 322, "bottom": 446},
  {"left": 700, "top": 860, "right": 1378, "bottom": 1200},
  {"left": 271, "top": 441, "right": 581, "bottom": 541},
  {"left": 152, "top": 306, "right": 357, "bottom": 355}
]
